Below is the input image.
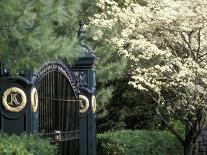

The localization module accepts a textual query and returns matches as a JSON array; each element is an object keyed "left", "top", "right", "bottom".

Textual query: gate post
[
  {"left": 0, "top": 68, "right": 38, "bottom": 134},
  {"left": 71, "top": 20, "right": 98, "bottom": 155}
]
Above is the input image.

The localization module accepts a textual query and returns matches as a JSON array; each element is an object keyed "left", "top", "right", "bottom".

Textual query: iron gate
[{"left": 35, "top": 60, "right": 80, "bottom": 155}]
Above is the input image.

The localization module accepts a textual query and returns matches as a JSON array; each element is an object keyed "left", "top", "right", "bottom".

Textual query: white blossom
[{"left": 89, "top": 0, "right": 207, "bottom": 118}]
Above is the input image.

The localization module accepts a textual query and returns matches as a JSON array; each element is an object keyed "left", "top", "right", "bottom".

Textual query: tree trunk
[{"left": 184, "top": 143, "right": 193, "bottom": 155}]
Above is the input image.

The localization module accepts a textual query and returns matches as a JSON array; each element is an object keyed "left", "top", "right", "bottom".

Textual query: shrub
[
  {"left": 0, "top": 133, "right": 57, "bottom": 155},
  {"left": 97, "top": 130, "right": 183, "bottom": 155}
]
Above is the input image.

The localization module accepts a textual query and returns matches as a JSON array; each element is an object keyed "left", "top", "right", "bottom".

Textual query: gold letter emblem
[
  {"left": 9, "top": 94, "right": 19, "bottom": 106},
  {"left": 2, "top": 87, "right": 27, "bottom": 112}
]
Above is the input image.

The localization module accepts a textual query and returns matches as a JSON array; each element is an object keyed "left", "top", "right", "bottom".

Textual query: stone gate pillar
[{"left": 71, "top": 20, "right": 98, "bottom": 155}]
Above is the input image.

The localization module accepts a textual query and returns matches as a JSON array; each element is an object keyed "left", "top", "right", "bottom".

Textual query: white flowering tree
[{"left": 89, "top": 0, "right": 207, "bottom": 154}]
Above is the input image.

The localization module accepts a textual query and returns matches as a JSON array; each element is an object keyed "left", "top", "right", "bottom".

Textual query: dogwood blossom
[
  {"left": 89, "top": 0, "right": 207, "bottom": 153},
  {"left": 90, "top": 0, "right": 207, "bottom": 113}
]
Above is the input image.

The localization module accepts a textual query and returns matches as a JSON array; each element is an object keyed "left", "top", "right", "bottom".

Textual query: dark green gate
[
  {"left": 0, "top": 20, "right": 97, "bottom": 155},
  {"left": 35, "top": 60, "right": 80, "bottom": 155}
]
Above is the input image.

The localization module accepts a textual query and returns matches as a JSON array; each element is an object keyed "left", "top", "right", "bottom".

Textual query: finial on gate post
[
  {"left": 74, "top": 20, "right": 98, "bottom": 155},
  {"left": 78, "top": 20, "right": 85, "bottom": 45}
]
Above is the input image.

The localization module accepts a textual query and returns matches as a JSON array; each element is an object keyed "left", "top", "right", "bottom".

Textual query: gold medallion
[
  {"left": 31, "top": 88, "right": 38, "bottom": 112},
  {"left": 79, "top": 95, "right": 89, "bottom": 113},
  {"left": 2, "top": 87, "right": 27, "bottom": 112},
  {"left": 91, "top": 95, "right": 96, "bottom": 113}
]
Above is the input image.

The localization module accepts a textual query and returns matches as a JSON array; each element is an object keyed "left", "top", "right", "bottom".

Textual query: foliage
[
  {"left": 97, "top": 130, "right": 183, "bottom": 155},
  {"left": 96, "top": 77, "right": 161, "bottom": 132},
  {"left": 86, "top": 27, "right": 161, "bottom": 132},
  {"left": 94, "top": 42, "right": 131, "bottom": 131},
  {"left": 115, "top": 83, "right": 161, "bottom": 130},
  {"left": 0, "top": 133, "right": 56, "bottom": 155},
  {"left": 0, "top": 0, "right": 85, "bottom": 74},
  {"left": 85, "top": 0, "right": 162, "bottom": 132},
  {"left": 89, "top": 0, "right": 207, "bottom": 154}
]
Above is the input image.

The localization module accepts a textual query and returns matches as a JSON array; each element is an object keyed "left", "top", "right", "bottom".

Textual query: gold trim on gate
[
  {"left": 91, "top": 95, "right": 96, "bottom": 113},
  {"left": 2, "top": 87, "right": 27, "bottom": 112},
  {"left": 31, "top": 87, "right": 38, "bottom": 112},
  {"left": 79, "top": 95, "right": 89, "bottom": 113}
]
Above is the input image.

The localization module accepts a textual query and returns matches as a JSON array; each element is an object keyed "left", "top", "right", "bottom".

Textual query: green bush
[
  {"left": 0, "top": 133, "right": 57, "bottom": 155},
  {"left": 97, "top": 130, "right": 183, "bottom": 155}
]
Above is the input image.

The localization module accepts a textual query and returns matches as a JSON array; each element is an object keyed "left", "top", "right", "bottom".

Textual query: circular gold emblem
[
  {"left": 2, "top": 87, "right": 27, "bottom": 112},
  {"left": 79, "top": 95, "right": 89, "bottom": 113},
  {"left": 31, "top": 88, "right": 38, "bottom": 112},
  {"left": 92, "top": 95, "right": 96, "bottom": 113}
]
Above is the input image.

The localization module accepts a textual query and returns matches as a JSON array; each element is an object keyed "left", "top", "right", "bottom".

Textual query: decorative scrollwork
[
  {"left": 79, "top": 95, "right": 89, "bottom": 113},
  {"left": 2, "top": 87, "right": 27, "bottom": 112},
  {"left": 91, "top": 95, "right": 96, "bottom": 113},
  {"left": 36, "top": 59, "right": 79, "bottom": 97},
  {"left": 31, "top": 87, "right": 38, "bottom": 112},
  {"left": 73, "top": 71, "right": 88, "bottom": 87}
]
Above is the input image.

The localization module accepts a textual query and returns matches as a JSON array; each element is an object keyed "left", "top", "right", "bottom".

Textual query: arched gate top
[{"left": 35, "top": 59, "right": 79, "bottom": 98}]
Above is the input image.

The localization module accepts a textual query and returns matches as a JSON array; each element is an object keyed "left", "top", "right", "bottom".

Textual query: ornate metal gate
[
  {"left": 0, "top": 20, "right": 97, "bottom": 155},
  {"left": 35, "top": 60, "right": 80, "bottom": 155}
]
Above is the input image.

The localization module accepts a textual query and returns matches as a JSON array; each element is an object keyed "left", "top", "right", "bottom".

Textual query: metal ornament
[
  {"left": 54, "top": 130, "right": 62, "bottom": 141},
  {"left": 79, "top": 95, "right": 89, "bottom": 113},
  {"left": 2, "top": 87, "right": 27, "bottom": 112},
  {"left": 91, "top": 95, "right": 96, "bottom": 113},
  {"left": 31, "top": 87, "right": 38, "bottom": 112}
]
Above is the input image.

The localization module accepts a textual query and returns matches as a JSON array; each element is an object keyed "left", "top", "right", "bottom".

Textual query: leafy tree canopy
[
  {"left": 89, "top": 0, "right": 207, "bottom": 154},
  {"left": 84, "top": 0, "right": 162, "bottom": 132},
  {"left": 0, "top": 0, "right": 85, "bottom": 73}
]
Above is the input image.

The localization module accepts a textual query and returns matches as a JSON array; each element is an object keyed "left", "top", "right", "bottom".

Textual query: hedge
[
  {"left": 97, "top": 130, "right": 183, "bottom": 155},
  {"left": 0, "top": 133, "right": 57, "bottom": 155}
]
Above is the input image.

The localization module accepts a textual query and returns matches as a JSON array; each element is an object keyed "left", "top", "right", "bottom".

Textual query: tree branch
[
  {"left": 156, "top": 106, "right": 185, "bottom": 146},
  {"left": 180, "top": 31, "right": 196, "bottom": 60},
  {"left": 153, "top": 95, "right": 185, "bottom": 146},
  {"left": 196, "top": 28, "right": 201, "bottom": 60},
  {"left": 198, "top": 48, "right": 207, "bottom": 63}
]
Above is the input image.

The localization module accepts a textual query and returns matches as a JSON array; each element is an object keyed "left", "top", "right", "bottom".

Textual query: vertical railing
[{"left": 35, "top": 60, "right": 80, "bottom": 155}]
